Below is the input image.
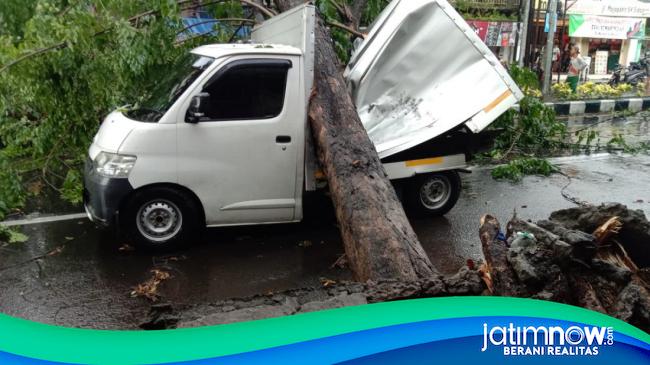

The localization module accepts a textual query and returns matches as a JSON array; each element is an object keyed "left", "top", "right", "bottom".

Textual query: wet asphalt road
[
  {"left": 563, "top": 113, "right": 650, "bottom": 145},
  {"left": 1, "top": 119, "right": 649, "bottom": 329}
]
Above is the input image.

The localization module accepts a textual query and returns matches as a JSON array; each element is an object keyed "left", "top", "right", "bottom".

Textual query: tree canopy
[
  {"left": 0, "top": 0, "right": 250, "bottom": 218},
  {"left": 0, "top": 0, "right": 385, "bottom": 219}
]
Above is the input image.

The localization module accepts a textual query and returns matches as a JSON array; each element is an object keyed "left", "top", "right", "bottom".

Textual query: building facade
[
  {"left": 451, "top": 0, "right": 522, "bottom": 63},
  {"left": 567, "top": 0, "right": 649, "bottom": 75}
]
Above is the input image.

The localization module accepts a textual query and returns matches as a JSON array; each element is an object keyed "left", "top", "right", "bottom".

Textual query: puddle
[{"left": 562, "top": 113, "right": 650, "bottom": 146}]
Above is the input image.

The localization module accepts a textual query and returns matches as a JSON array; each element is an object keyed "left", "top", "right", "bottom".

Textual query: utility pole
[
  {"left": 518, "top": 0, "right": 531, "bottom": 67},
  {"left": 542, "top": 0, "right": 558, "bottom": 95},
  {"left": 556, "top": 0, "right": 568, "bottom": 83}
]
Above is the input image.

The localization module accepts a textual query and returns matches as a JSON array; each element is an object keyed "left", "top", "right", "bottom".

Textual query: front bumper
[{"left": 83, "top": 158, "right": 134, "bottom": 227}]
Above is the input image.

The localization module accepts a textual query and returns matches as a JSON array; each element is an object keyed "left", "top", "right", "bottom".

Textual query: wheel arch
[{"left": 118, "top": 182, "right": 207, "bottom": 226}]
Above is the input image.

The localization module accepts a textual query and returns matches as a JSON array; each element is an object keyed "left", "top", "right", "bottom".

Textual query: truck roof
[{"left": 191, "top": 43, "right": 302, "bottom": 59}]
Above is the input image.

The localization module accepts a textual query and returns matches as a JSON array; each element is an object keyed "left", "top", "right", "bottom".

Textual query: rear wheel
[
  {"left": 122, "top": 187, "right": 202, "bottom": 251},
  {"left": 406, "top": 171, "right": 461, "bottom": 217}
]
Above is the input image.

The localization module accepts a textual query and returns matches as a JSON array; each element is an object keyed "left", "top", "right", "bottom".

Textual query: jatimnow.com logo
[{"left": 481, "top": 323, "right": 614, "bottom": 356}]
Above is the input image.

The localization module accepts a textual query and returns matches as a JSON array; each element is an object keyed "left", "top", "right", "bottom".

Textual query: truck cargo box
[{"left": 345, "top": 0, "right": 524, "bottom": 159}]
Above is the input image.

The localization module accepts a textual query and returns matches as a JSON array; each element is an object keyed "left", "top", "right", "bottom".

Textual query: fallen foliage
[
  {"left": 46, "top": 245, "right": 65, "bottom": 257},
  {"left": 131, "top": 269, "right": 172, "bottom": 302},
  {"left": 0, "top": 226, "right": 27, "bottom": 244}
]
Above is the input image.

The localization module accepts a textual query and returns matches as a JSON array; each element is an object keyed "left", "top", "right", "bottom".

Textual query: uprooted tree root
[{"left": 481, "top": 203, "right": 650, "bottom": 331}]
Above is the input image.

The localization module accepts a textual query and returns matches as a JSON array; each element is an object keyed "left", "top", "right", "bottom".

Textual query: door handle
[{"left": 276, "top": 136, "right": 292, "bottom": 144}]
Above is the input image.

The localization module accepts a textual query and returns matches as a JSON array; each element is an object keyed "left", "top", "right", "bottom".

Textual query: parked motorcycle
[{"left": 609, "top": 58, "right": 649, "bottom": 86}]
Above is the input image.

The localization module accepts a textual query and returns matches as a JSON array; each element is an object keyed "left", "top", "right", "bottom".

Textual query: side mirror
[{"left": 186, "top": 92, "right": 210, "bottom": 123}]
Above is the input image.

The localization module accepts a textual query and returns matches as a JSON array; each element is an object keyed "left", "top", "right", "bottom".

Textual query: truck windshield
[{"left": 126, "top": 54, "right": 214, "bottom": 122}]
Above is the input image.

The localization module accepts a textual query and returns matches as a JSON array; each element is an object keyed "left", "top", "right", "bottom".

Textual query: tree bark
[
  {"left": 275, "top": 0, "right": 436, "bottom": 282},
  {"left": 350, "top": 0, "right": 369, "bottom": 29},
  {"left": 479, "top": 215, "right": 525, "bottom": 296}
]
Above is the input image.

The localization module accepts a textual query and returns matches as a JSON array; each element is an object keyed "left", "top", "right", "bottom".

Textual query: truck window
[
  {"left": 201, "top": 59, "right": 290, "bottom": 121},
  {"left": 127, "top": 54, "right": 214, "bottom": 123}
]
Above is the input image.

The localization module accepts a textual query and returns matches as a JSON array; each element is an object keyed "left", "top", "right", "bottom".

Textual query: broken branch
[{"left": 327, "top": 20, "right": 366, "bottom": 39}]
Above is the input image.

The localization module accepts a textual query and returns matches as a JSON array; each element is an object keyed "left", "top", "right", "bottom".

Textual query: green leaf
[
  {"left": 8, "top": 230, "right": 28, "bottom": 244},
  {"left": 0, "top": 225, "right": 27, "bottom": 244},
  {"left": 491, "top": 158, "right": 559, "bottom": 182}
]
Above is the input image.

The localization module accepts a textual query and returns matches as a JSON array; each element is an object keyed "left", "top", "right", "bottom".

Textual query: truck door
[{"left": 177, "top": 56, "right": 302, "bottom": 225}]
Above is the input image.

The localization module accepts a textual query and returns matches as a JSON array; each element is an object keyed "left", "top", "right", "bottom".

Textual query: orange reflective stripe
[
  {"left": 483, "top": 90, "right": 512, "bottom": 113},
  {"left": 405, "top": 157, "right": 444, "bottom": 167}
]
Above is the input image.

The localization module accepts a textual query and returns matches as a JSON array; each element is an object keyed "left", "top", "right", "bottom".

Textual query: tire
[
  {"left": 405, "top": 171, "right": 461, "bottom": 217},
  {"left": 121, "top": 186, "right": 202, "bottom": 251},
  {"left": 632, "top": 76, "right": 646, "bottom": 86}
]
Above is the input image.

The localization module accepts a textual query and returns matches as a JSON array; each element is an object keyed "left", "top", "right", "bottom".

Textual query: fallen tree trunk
[
  {"left": 155, "top": 205, "right": 649, "bottom": 332},
  {"left": 275, "top": 0, "right": 436, "bottom": 282},
  {"left": 170, "top": 267, "right": 486, "bottom": 329}
]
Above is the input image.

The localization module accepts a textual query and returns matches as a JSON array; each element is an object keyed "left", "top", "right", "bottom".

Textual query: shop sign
[
  {"left": 567, "top": 0, "right": 650, "bottom": 18},
  {"left": 569, "top": 14, "right": 646, "bottom": 39}
]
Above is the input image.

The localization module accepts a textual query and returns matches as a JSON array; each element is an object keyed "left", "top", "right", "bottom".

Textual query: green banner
[
  {"left": 569, "top": 14, "right": 646, "bottom": 39},
  {"left": 569, "top": 14, "right": 586, "bottom": 36}
]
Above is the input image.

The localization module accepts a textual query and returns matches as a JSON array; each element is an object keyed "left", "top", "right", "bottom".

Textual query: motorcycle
[{"left": 609, "top": 58, "right": 649, "bottom": 86}]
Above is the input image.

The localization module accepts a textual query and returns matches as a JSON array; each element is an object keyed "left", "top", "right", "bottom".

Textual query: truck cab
[
  {"left": 84, "top": 1, "right": 522, "bottom": 250},
  {"left": 85, "top": 44, "right": 311, "bottom": 249}
]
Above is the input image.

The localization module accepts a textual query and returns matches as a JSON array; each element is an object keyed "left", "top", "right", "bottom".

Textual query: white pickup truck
[{"left": 83, "top": 0, "right": 523, "bottom": 250}]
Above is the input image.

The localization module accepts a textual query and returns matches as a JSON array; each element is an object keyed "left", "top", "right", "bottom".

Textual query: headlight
[{"left": 94, "top": 152, "right": 137, "bottom": 178}]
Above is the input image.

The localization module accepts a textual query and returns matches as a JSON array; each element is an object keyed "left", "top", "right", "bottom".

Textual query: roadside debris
[
  {"left": 320, "top": 278, "right": 337, "bottom": 288},
  {"left": 139, "top": 303, "right": 180, "bottom": 330},
  {"left": 46, "top": 245, "right": 65, "bottom": 257},
  {"left": 0, "top": 226, "right": 27, "bottom": 244},
  {"left": 152, "top": 255, "right": 187, "bottom": 265},
  {"left": 0, "top": 244, "right": 66, "bottom": 273},
  {"left": 330, "top": 254, "right": 347, "bottom": 269},
  {"left": 481, "top": 203, "right": 650, "bottom": 331},
  {"left": 131, "top": 269, "right": 172, "bottom": 302},
  {"left": 118, "top": 243, "right": 135, "bottom": 252}
]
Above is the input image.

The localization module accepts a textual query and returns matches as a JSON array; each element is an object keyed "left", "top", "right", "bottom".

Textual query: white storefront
[{"left": 568, "top": 0, "right": 650, "bottom": 73}]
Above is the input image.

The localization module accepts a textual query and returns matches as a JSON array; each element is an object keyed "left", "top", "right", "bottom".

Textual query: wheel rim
[
  {"left": 136, "top": 199, "right": 183, "bottom": 242},
  {"left": 419, "top": 175, "right": 452, "bottom": 210}
]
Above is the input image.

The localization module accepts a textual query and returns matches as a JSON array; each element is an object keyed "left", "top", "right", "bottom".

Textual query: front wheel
[
  {"left": 405, "top": 171, "right": 462, "bottom": 217},
  {"left": 122, "top": 187, "right": 202, "bottom": 251}
]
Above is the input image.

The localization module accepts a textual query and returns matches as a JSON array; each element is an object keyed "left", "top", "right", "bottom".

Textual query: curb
[{"left": 511, "top": 97, "right": 650, "bottom": 116}]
